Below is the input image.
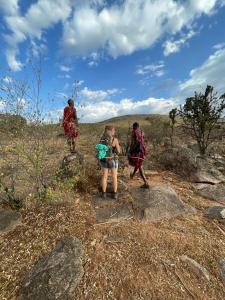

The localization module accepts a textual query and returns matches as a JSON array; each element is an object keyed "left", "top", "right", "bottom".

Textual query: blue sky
[{"left": 0, "top": 0, "right": 225, "bottom": 122}]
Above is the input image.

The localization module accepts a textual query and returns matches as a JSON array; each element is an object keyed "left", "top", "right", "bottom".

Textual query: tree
[
  {"left": 178, "top": 85, "right": 225, "bottom": 156},
  {"left": 169, "top": 108, "right": 177, "bottom": 147}
]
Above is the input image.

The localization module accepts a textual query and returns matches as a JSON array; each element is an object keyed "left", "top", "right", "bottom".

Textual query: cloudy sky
[{"left": 0, "top": 0, "right": 225, "bottom": 122}]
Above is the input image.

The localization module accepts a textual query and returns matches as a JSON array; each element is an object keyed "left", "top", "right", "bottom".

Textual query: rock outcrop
[
  {"left": 130, "top": 184, "right": 195, "bottom": 222},
  {"left": 19, "top": 235, "right": 84, "bottom": 300}
]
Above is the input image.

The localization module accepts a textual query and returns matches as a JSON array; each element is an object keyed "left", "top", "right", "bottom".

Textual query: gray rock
[
  {"left": 19, "top": 235, "right": 84, "bottom": 300},
  {"left": 94, "top": 203, "right": 133, "bottom": 223},
  {"left": 59, "top": 152, "right": 84, "bottom": 179},
  {"left": 196, "top": 184, "right": 225, "bottom": 204},
  {"left": 160, "top": 146, "right": 225, "bottom": 184},
  {"left": 218, "top": 259, "right": 225, "bottom": 286},
  {"left": 130, "top": 185, "right": 195, "bottom": 222},
  {"left": 0, "top": 210, "right": 22, "bottom": 234},
  {"left": 180, "top": 255, "right": 210, "bottom": 281},
  {"left": 205, "top": 206, "right": 225, "bottom": 220},
  {"left": 193, "top": 157, "right": 225, "bottom": 184}
]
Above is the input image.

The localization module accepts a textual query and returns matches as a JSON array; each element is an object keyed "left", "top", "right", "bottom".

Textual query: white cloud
[
  {"left": 179, "top": 47, "right": 225, "bottom": 97},
  {"left": 61, "top": 0, "right": 223, "bottom": 59},
  {"left": 59, "top": 64, "right": 72, "bottom": 72},
  {"left": 1, "top": 0, "right": 224, "bottom": 69},
  {"left": 3, "top": 76, "right": 13, "bottom": 83},
  {"left": 0, "top": 100, "right": 6, "bottom": 111},
  {"left": 78, "top": 97, "right": 177, "bottom": 123},
  {"left": 1, "top": 0, "right": 72, "bottom": 70},
  {"left": 136, "top": 62, "right": 165, "bottom": 77},
  {"left": 213, "top": 42, "right": 225, "bottom": 50},
  {"left": 163, "top": 30, "right": 197, "bottom": 56},
  {"left": 80, "top": 87, "right": 121, "bottom": 102},
  {"left": 17, "top": 97, "right": 26, "bottom": 109}
]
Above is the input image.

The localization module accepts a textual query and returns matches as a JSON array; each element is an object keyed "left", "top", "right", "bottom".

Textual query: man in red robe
[{"left": 63, "top": 99, "right": 78, "bottom": 153}]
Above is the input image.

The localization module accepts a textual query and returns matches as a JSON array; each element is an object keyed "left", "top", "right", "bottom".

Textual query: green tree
[{"left": 179, "top": 85, "right": 225, "bottom": 155}]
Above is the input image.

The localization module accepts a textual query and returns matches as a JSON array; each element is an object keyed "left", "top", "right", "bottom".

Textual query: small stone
[
  {"left": 218, "top": 258, "right": 225, "bottom": 286},
  {"left": 205, "top": 206, "right": 225, "bottom": 220}
]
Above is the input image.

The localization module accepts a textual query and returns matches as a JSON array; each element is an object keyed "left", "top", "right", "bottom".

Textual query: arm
[{"left": 114, "top": 138, "right": 121, "bottom": 155}]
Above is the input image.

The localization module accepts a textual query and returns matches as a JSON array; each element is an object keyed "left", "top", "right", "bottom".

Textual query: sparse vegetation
[{"left": 178, "top": 85, "right": 225, "bottom": 155}]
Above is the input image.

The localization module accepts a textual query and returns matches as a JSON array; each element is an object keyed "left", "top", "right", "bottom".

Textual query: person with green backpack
[{"left": 96, "top": 125, "right": 121, "bottom": 199}]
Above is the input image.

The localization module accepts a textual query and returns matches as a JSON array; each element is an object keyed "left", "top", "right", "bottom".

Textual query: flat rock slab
[
  {"left": 196, "top": 184, "right": 225, "bottom": 204},
  {"left": 19, "top": 235, "right": 84, "bottom": 300},
  {"left": 0, "top": 210, "right": 22, "bottom": 234},
  {"left": 130, "top": 185, "right": 195, "bottom": 222},
  {"left": 95, "top": 203, "right": 133, "bottom": 223}
]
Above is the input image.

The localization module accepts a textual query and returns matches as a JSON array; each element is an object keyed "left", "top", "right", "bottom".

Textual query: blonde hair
[
  {"left": 100, "top": 125, "right": 115, "bottom": 144},
  {"left": 104, "top": 125, "right": 114, "bottom": 133}
]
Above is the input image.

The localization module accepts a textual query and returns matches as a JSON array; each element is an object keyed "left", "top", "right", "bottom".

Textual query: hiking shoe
[
  {"left": 140, "top": 183, "right": 150, "bottom": 189},
  {"left": 112, "top": 192, "right": 118, "bottom": 200},
  {"left": 102, "top": 192, "right": 107, "bottom": 199}
]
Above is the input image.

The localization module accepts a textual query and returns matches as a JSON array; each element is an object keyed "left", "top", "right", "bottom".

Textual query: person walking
[
  {"left": 63, "top": 99, "right": 78, "bottom": 153},
  {"left": 96, "top": 125, "right": 121, "bottom": 199},
  {"left": 127, "top": 122, "right": 149, "bottom": 188}
]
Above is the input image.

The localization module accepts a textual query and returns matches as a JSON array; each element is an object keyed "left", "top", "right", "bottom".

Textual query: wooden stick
[{"left": 212, "top": 221, "right": 225, "bottom": 237}]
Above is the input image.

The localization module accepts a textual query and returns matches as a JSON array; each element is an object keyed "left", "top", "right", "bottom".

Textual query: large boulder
[
  {"left": 19, "top": 235, "right": 84, "bottom": 300},
  {"left": 196, "top": 184, "right": 225, "bottom": 204},
  {"left": 160, "top": 147, "right": 225, "bottom": 184},
  {"left": 193, "top": 157, "right": 225, "bottom": 184},
  {"left": 0, "top": 210, "right": 22, "bottom": 234},
  {"left": 59, "top": 152, "right": 84, "bottom": 179},
  {"left": 130, "top": 185, "right": 195, "bottom": 222}
]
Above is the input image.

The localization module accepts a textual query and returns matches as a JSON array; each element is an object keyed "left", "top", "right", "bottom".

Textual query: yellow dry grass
[{"left": 0, "top": 118, "right": 225, "bottom": 300}]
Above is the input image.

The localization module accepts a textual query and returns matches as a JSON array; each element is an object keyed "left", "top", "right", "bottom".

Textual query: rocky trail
[{"left": 1, "top": 151, "right": 225, "bottom": 299}]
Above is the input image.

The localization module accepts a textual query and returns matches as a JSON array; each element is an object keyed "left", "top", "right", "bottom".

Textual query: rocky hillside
[{"left": 0, "top": 115, "right": 225, "bottom": 300}]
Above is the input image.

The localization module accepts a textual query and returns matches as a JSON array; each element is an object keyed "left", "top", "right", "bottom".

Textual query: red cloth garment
[
  {"left": 63, "top": 106, "right": 78, "bottom": 139},
  {"left": 128, "top": 128, "right": 146, "bottom": 168}
]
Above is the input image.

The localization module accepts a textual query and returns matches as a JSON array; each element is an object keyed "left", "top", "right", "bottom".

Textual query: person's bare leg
[
  {"left": 111, "top": 168, "right": 118, "bottom": 193},
  {"left": 130, "top": 167, "right": 138, "bottom": 179},
  {"left": 139, "top": 166, "right": 149, "bottom": 187},
  {"left": 71, "top": 139, "right": 76, "bottom": 153},
  {"left": 102, "top": 168, "right": 108, "bottom": 193}
]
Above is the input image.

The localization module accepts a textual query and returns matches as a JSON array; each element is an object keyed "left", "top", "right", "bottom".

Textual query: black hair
[
  {"left": 133, "top": 122, "right": 139, "bottom": 129},
  {"left": 68, "top": 99, "right": 74, "bottom": 106}
]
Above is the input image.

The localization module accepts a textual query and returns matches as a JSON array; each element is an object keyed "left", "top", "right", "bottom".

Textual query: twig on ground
[{"left": 212, "top": 221, "right": 225, "bottom": 237}]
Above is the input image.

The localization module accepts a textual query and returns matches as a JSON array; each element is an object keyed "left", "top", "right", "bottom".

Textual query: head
[
  {"left": 68, "top": 99, "right": 74, "bottom": 107},
  {"left": 133, "top": 122, "right": 139, "bottom": 130},
  {"left": 104, "top": 125, "right": 115, "bottom": 137}
]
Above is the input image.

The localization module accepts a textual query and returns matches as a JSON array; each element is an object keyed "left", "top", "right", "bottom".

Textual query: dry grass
[{"left": 1, "top": 119, "right": 225, "bottom": 300}]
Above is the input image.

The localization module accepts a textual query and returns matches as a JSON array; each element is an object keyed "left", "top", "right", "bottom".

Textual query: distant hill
[{"left": 96, "top": 114, "right": 169, "bottom": 127}]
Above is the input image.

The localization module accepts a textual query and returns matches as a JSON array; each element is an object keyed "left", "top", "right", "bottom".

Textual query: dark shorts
[{"left": 100, "top": 159, "right": 118, "bottom": 169}]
